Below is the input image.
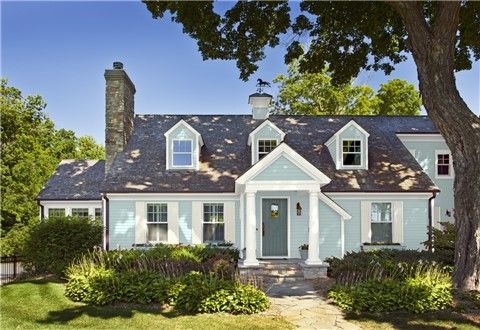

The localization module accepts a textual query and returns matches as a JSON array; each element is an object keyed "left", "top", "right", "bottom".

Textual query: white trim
[
  {"left": 240, "top": 192, "right": 245, "bottom": 251},
  {"left": 318, "top": 193, "right": 352, "bottom": 220},
  {"left": 408, "top": 149, "right": 416, "bottom": 158},
  {"left": 325, "top": 119, "right": 370, "bottom": 146},
  {"left": 396, "top": 133, "right": 444, "bottom": 142},
  {"left": 41, "top": 200, "right": 102, "bottom": 219},
  {"left": 201, "top": 202, "right": 226, "bottom": 244},
  {"left": 325, "top": 192, "right": 433, "bottom": 199},
  {"left": 260, "top": 196, "right": 290, "bottom": 259},
  {"left": 340, "top": 138, "right": 364, "bottom": 169},
  {"left": 164, "top": 119, "right": 204, "bottom": 146},
  {"left": 247, "top": 120, "right": 285, "bottom": 146},
  {"left": 145, "top": 202, "right": 169, "bottom": 244},
  {"left": 171, "top": 139, "right": 194, "bottom": 169},
  {"left": 245, "top": 181, "right": 321, "bottom": 193},
  {"left": 106, "top": 193, "right": 238, "bottom": 201},
  {"left": 191, "top": 201, "right": 203, "bottom": 244},
  {"left": 340, "top": 216, "right": 345, "bottom": 257},
  {"left": 435, "top": 149, "right": 453, "bottom": 179},
  {"left": 236, "top": 143, "right": 331, "bottom": 186}
]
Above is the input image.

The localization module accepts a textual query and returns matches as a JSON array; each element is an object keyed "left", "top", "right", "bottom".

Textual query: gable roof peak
[
  {"left": 247, "top": 119, "right": 286, "bottom": 145},
  {"left": 164, "top": 119, "right": 204, "bottom": 146}
]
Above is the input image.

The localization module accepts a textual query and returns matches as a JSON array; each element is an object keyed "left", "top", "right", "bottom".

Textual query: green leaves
[
  {"left": 0, "top": 79, "right": 104, "bottom": 234},
  {"left": 273, "top": 62, "right": 421, "bottom": 115}
]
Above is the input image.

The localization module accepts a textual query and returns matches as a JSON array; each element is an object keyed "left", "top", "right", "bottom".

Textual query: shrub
[
  {"left": 0, "top": 221, "right": 36, "bottom": 256},
  {"left": 65, "top": 265, "right": 118, "bottom": 305},
  {"left": 328, "top": 265, "right": 453, "bottom": 313},
  {"left": 23, "top": 216, "right": 102, "bottom": 275},
  {"left": 423, "top": 222, "right": 455, "bottom": 260},
  {"left": 200, "top": 284, "right": 270, "bottom": 314},
  {"left": 326, "top": 249, "right": 453, "bottom": 285}
]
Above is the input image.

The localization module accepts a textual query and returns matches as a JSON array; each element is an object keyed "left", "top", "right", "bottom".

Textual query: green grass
[
  {"left": 347, "top": 311, "right": 480, "bottom": 330},
  {"left": 0, "top": 278, "right": 291, "bottom": 329}
]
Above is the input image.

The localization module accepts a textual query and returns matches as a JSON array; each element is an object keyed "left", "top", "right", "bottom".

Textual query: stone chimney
[{"left": 104, "top": 62, "right": 136, "bottom": 173}]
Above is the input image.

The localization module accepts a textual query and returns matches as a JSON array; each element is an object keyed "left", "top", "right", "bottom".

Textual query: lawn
[{"left": 0, "top": 278, "right": 292, "bottom": 329}]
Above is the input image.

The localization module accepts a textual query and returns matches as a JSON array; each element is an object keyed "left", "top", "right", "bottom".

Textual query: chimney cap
[{"left": 113, "top": 62, "right": 124, "bottom": 70}]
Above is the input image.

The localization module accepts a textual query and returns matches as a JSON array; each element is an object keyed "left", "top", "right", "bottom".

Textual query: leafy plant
[
  {"left": 299, "top": 244, "right": 308, "bottom": 250},
  {"left": 423, "top": 222, "right": 455, "bottom": 253},
  {"left": 22, "top": 216, "right": 102, "bottom": 275},
  {"left": 200, "top": 284, "right": 270, "bottom": 314}
]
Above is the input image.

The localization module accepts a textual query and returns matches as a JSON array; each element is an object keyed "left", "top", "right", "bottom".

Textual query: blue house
[{"left": 37, "top": 63, "right": 454, "bottom": 275}]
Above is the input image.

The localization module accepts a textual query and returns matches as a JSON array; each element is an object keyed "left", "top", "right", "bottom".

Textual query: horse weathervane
[{"left": 256, "top": 78, "right": 271, "bottom": 93}]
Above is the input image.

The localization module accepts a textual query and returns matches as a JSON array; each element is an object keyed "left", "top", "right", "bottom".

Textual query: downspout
[
  {"left": 37, "top": 200, "right": 45, "bottom": 221},
  {"left": 102, "top": 193, "right": 110, "bottom": 251},
  {"left": 427, "top": 192, "right": 437, "bottom": 252}
]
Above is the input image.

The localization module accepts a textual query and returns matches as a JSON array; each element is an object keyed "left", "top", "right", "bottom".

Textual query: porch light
[{"left": 296, "top": 202, "right": 302, "bottom": 216}]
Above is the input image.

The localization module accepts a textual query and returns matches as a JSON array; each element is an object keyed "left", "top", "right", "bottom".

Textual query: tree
[
  {"left": 273, "top": 61, "right": 420, "bottom": 115},
  {"left": 144, "top": 1, "right": 480, "bottom": 290},
  {"left": 0, "top": 79, "right": 104, "bottom": 233}
]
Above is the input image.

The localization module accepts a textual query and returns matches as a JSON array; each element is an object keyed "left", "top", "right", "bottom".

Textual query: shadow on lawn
[{"left": 345, "top": 311, "right": 480, "bottom": 330}]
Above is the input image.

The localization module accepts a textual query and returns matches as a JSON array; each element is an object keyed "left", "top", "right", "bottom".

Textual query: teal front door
[{"left": 262, "top": 198, "right": 288, "bottom": 257}]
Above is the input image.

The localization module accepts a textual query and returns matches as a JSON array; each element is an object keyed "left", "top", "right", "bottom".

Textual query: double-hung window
[
  {"left": 436, "top": 151, "right": 452, "bottom": 177},
  {"left": 172, "top": 140, "right": 193, "bottom": 167},
  {"left": 370, "top": 202, "right": 392, "bottom": 243},
  {"left": 342, "top": 140, "right": 362, "bottom": 166},
  {"left": 203, "top": 203, "right": 224, "bottom": 243},
  {"left": 48, "top": 208, "right": 65, "bottom": 218},
  {"left": 147, "top": 203, "right": 168, "bottom": 242},
  {"left": 258, "top": 139, "right": 277, "bottom": 160},
  {"left": 72, "top": 208, "right": 89, "bottom": 219},
  {"left": 95, "top": 208, "right": 102, "bottom": 221}
]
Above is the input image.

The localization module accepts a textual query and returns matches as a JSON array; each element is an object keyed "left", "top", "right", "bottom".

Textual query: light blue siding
[
  {"left": 253, "top": 156, "right": 313, "bottom": 181},
  {"left": 109, "top": 201, "right": 135, "bottom": 249},
  {"left": 326, "top": 123, "right": 369, "bottom": 168},
  {"left": 252, "top": 124, "right": 283, "bottom": 163},
  {"left": 401, "top": 139, "right": 454, "bottom": 223},
  {"left": 403, "top": 199, "right": 429, "bottom": 250},
  {"left": 319, "top": 200, "right": 342, "bottom": 260}
]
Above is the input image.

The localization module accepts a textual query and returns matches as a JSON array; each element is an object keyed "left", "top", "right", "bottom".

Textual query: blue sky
[{"left": 2, "top": 1, "right": 479, "bottom": 144}]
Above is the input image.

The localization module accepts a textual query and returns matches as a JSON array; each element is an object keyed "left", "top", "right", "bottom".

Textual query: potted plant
[{"left": 299, "top": 244, "right": 308, "bottom": 260}]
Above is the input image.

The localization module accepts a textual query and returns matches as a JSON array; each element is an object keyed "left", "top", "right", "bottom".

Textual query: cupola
[{"left": 249, "top": 79, "right": 273, "bottom": 120}]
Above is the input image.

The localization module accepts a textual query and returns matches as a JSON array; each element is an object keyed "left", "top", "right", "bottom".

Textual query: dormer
[
  {"left": 164, "top": 120, "right": 204, "bottom": 170},
  {"left": 248, "top": 120, "right": 285, "bottom": 165},
  {"left": 325, "top": 120, "right": 369, "bottom": 170}
]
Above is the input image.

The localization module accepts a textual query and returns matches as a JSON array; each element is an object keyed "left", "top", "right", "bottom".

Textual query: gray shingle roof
[
  {"left": 101, "top": 115, "right": 439, "bottom": 194},
  {"left": 37, "top": 160, "right": 105, "bottom": 200}
]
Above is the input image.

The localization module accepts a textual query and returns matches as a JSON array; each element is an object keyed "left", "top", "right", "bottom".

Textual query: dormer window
[
  {"left": 342, "top": 140, "right": 362, "bottom": 166},
  {"left": 172, "top": 140, "right": 193, "bottom": 167},
  {"left": 258, "top": 139, "right": 278, "bottom": 160}
]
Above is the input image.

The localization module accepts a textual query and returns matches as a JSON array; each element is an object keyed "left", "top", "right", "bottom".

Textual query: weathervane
[{"left": 256, "top": 78, "right": 271, "bottom": 93}]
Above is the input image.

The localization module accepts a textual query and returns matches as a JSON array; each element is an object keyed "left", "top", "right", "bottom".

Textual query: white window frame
[
  {"left": 71, "top": 208, "right": 89, "bottom": 219},
  {"left": 171, "top": 139, "right": 194, "bottom": 168},
  {"left": 370, "top": 202, "right": 393, "bottom": 244},
  {"left": 202, "top": 203, "right": 225, "bottom": 243},
  {"left": 341, "top": 139, "right": 363, "bottom": 168},
  {"left": 435, "top": 150, "right": 453, "bottom": 179},
  {"left": 48, "top": 208, "right": 65, "bottom": 218},
  {"left": 146, "top": 203, "right": 168, "bottom": 243},
  {"left": 257, "top": 139, "right": 279, "bottom": 161}
]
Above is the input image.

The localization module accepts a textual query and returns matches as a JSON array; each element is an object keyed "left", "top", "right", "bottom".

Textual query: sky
[{"left": 2, "top": 1, "right": 479, "bottom": 145}]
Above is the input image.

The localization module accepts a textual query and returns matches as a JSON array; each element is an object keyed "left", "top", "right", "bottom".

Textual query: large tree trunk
[{"left": 390, "top": 1, "right": 480, "bottom": 291}]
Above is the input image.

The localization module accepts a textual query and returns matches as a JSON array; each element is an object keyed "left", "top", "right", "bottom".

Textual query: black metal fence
[{"left": 1, "top": 256, "right": 24, "bottom": 284}]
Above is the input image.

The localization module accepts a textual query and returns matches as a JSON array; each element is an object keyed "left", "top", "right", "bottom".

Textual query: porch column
[
  {"left": 244, "top": 191, "right": 259, "bottom": 266},
  {"left": 306, "top": 190, "right": 322, "bottom": 265}
]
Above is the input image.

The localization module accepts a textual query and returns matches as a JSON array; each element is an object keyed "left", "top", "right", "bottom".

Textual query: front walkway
[{"left": 265, "top": 280, "right": 360, "bottom": 330}]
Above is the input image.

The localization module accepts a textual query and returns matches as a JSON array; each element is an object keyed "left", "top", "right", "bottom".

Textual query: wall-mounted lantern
[{"left": 296, "top": 202, "right": 302, "bottom": 216}]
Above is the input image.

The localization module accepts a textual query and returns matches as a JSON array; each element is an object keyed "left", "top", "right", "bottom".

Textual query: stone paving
[{"left": 265, "top": 280, "right": 361, "bottom": 330}]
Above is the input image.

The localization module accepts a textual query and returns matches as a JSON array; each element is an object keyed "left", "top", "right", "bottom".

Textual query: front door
[{"left": 262, "top": 198, "right": 288, "bottom": 257}]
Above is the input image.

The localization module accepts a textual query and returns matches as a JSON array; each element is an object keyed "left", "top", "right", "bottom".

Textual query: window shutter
[
  {"left": 392, "top": 201, "right": 404, "bottom": 244},
  {"left": 167, "top": 202, "right": 179, "bottom": 244},
  {"left": 191, "top": 202, "right": 202, "bottom": 244},
  {"left": 360, "top": 201, "right": 371, "bottom": 243},
  {"left": 135, "top": 202, "right": 146, "bottom": 244},
  {"left": 224, "top": 202, "right": 236, "bottom": 244}
]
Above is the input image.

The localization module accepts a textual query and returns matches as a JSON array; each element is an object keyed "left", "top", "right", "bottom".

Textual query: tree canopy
[
  {"left": 273, "top": 61, "right": 421, "bottom": 115},
  {"left": 0, "top": 79, "right": 105, "bottom": 232}
]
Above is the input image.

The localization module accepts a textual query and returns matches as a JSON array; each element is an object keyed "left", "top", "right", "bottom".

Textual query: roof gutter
[
  {"left": 102, "top": 193, "right": 110, "bottom": 251},
  {"left": 427, "top": 192, "right": 437, "bottom": 252}
]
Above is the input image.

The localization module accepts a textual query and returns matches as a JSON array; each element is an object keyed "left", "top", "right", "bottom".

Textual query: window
[
  {"left": 147, "top": 203, "right": 168, "bottom": 242},
  {"left": 436, "top": 152, "right": 451, "bottom": 177},
  {"left": 342, "top": 140, "right": 362, "bottom": 166},
  {"left": 370, "top": 202, "right": 392, "bottom": 243},
  {"left": 203, "top": 203, "right": 224, "bottom": 243},
  {"left": 72, "top": 208, "right": 89, "bottom": 219},
  {"left": 258, "top": 139, "right": 277, "bottom": 160},
  {"left": 95, "top": 208, "right": 102, "bottom": 221},
  {"left": 172, "top": 140, "right": 193, "bottom": 167},
  {"left": 48, "top": 208, "right": 65, "bottom": 218}
]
